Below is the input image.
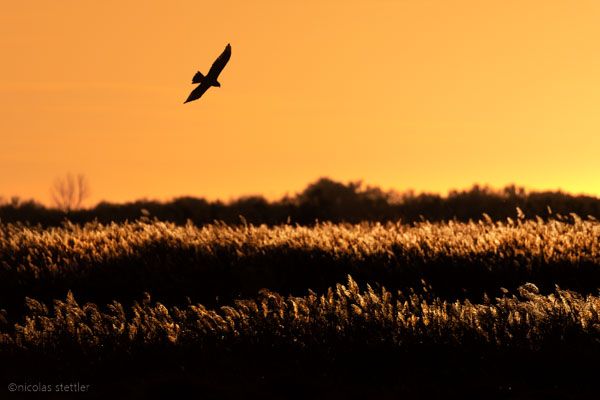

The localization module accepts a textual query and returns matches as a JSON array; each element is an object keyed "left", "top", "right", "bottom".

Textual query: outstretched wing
[
  {"left": 184, "top": 81, "right": 211, "bottom": 103},
  {"left": 192, "top": 71, "right": 204, "bottom": 84},
  {"left": 206, "top": 43, "right": 231, "bottom": 80}
]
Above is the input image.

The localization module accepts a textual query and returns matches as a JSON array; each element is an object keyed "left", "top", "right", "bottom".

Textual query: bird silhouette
[{"left": 184, "top": 44, "right": 231, "bottom": 103}]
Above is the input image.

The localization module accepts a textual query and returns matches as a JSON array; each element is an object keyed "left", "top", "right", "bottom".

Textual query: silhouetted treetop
[{"left": 1, "top": 178, "right": 599, "bottom": 226}]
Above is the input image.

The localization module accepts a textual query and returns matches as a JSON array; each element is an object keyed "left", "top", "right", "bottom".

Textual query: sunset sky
[{"left": 2, "top": 0, "right": 600, "bottom": 206}]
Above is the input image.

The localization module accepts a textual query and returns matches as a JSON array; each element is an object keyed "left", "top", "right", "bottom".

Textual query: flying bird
[{"left": 184, "top": 43, "right": 231, "bottom": 103}]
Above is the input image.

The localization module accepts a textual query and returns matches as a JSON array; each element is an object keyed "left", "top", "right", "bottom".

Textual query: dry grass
[
  {"left": 1, "top": 218, "right": 599, "bottom": 397},
  {"left": 1, "top": 275, "right": 599, "bottom": 356},
  {"left": 1, "top": 217, "right": 599, "bottom": 306}
]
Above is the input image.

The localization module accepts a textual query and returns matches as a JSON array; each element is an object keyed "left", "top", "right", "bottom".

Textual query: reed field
[{"left": 1, "top": 215, "right": 599, "bottom": 398}]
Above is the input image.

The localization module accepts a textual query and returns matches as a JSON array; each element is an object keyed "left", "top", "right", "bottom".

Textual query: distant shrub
[{"left": 2, "top": 178, "right": 600, "bottom": 226}]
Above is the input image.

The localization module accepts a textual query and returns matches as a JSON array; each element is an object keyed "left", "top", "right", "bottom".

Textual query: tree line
[{"left": 2, "top": 178, "right": 599, "bottom": 226}]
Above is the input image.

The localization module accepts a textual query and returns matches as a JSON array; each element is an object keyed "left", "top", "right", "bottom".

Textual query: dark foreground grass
[
  {"left": 1, "top": 277, "right": 600, "bottom": 398},
  {"left": 5, "top": 276, "right": 600, "bottom": 355},
  {"left": 1, "top": 219, "right": 599, "bottom": 398}
]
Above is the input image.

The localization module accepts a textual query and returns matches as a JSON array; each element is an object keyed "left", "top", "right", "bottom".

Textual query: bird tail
[{"left": 192, "top": 71, "right": 204, "bottom": 84}]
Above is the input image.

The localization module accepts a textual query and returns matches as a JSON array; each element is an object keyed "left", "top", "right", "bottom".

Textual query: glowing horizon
[{"left": 2, "top": 1, "right": 600, "bottom": 207}]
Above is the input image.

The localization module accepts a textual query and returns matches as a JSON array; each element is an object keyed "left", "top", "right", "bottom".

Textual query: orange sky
[{"left": 1, "top": 0, "right": 600, "bottom": 206}]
